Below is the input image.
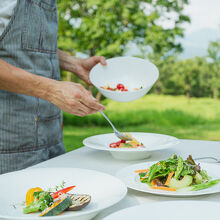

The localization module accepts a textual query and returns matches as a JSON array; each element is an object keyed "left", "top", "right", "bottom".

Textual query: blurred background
[{"left": 56, "top": 0, "right": 220, "bottom": 152}]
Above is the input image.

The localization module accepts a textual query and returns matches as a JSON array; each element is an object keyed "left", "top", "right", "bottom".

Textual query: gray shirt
[{"left": 0, "top": 0, "right": 17, "bottom": 35}]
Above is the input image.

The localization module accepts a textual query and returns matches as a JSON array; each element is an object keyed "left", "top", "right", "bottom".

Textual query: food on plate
[
  {"left": 51, "top": 185, "right": 75, "bottom": 199},
  {"left": 40, "top": 194, "right": 72, "bottom": 217},
  {"left": 110, "top": 134, "right": 145, "bottom": 148},
  {"left": 23, "top": 185, "right": 91, "bottom": 216},
  {"left": 26, "top": 187, "right": 43, "bottom": 206},
  {"left": 23, "top": 191, "right": 54, "bottom": 214},
  {"left": 135, "top": 154, "right": 220, "bottom": 191},
  {"left": 67, "top": 194, "right": 91, "bottom": 211},
  {"left": 101, "top": 83, "right": 142, "bottom": 92}
]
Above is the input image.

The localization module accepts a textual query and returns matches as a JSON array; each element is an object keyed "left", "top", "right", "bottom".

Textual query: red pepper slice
[{"left": 51, "top": 186, "right": 75, "bottom": 199}]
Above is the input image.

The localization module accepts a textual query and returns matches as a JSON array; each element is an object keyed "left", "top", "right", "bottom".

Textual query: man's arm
[
  {"left": 58, "top": 50, "right": 106, "bottom": 84},
  {"left": 0, "top": 59, "right": 104, "bottom": 116}
]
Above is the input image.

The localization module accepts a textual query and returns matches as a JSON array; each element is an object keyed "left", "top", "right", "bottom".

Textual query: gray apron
[{"left": 0, "top": 0, "right": 65, "bottom": 174}]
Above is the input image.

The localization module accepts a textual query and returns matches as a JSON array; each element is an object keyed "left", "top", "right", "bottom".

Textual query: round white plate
[
  {"left": 0, "top": 168, "right": 127, "bottom": 220},
  {"left": 116, "top": 161, "right": 220, "bottom": 197},
  {"left": 103, "top": 201, "right": 220, "bottom": 220},
  {"left": 90, "top": 56, "right": 159, "bottom": 102},
  {"left": 83, "top": 132, "right": 179, "bottom": 160}
]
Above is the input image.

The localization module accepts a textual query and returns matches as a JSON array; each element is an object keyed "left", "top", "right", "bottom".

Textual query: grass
[{"left": 63, "top": 95, "right": 220, "bottom": 152}]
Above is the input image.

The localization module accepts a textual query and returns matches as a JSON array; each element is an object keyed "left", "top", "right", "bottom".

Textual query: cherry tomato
[
  {"left": 117, "top": 83, "right": 125, "bottom": 90},
  {"left": 109, "top": 143, "right": 117, "bottom": 148}
]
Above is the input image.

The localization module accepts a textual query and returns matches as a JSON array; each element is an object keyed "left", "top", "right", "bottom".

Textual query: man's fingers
[
  {"left": 76, "top": 85, "right": 104, "bottom": 111},
  {"left": 100, "top": 56, "right": 107, "bottom": 66},
  {"left": 93, "top": 56, "right": 107, "bottom": 66},
  {"left": 69, "top": 101, "right": 96, "bottom": 116},
  {"left": 80, "top": 92, "right": 105, "bottom": 111},
  {"left": 84, "top": 99, "right": 105, "bottom": 111}
]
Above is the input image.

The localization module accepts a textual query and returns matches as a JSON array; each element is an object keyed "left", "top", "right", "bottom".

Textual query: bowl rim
[
  {"left": 90, "top": 56, "right": 159, "bottom": 89},
  {"left": 83, "top": 132, "right": 180, "bottom": 152}
]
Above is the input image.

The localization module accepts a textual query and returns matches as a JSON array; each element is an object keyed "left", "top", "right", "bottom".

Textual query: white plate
[
  {"left": 103, "top": 201, "right": 220, "bottom": 220},
  {"left": 83, "top": 132, "right": 179, "bottom": 160},
  {"left": 0, "top": 168, "right": 127, "bottom": 220},
  {"left": 90, "top": 57, "right": 159, "bottom": 102},
  {"left": 116, "top": 161, "right": 220, "bottom": 197}
]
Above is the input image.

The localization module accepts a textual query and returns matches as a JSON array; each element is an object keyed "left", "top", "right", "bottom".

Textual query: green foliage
[
  {"left": 150, "top": 56, "right": 217, "bottom": 98},
  {"left": 56, "top": 1, "right": 220, "bottom": 99},
  {"left": 63, "top": 94, "right": 220, "bottom": 127},
  {"left": 207, "top": 40, "right": 220, "bottom": 98},
  {"left": 57, "top": 0, "right": 190, "bottom": 57}
]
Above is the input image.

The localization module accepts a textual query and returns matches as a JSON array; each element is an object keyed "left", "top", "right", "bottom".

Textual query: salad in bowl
[{"left": 109, "top": 134, "right": 145, "bottom": 148}]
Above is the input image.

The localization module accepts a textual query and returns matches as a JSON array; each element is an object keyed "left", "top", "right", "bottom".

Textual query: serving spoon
[{"left": 99, "top": 111, "right": 132, "bottom": 141}]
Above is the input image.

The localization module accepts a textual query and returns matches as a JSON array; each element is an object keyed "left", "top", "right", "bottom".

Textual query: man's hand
[
  {"left": 75, "top": 56, "right": 107, "bottom": 84},
  {"left": 58, "top": 50, "right": 107, "bottom": 84},
  {"left": 49, "top": 81, "right": 105, "bottom": 116}
]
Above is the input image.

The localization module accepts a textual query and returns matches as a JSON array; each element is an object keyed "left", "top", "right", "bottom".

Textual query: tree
[
  {"left": 207, "top": 40, "right": 220, "bottom": 98},
  {"left": 150, "top": 56, "right": 211, "bottom": 98},
  {"left": 57, "top": 0, "right": 190, "bottom": 58}
]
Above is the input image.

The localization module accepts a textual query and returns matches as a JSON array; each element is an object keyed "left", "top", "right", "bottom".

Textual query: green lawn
[{"left": 63, "top": 95, "right": 220, "bottom": 152}]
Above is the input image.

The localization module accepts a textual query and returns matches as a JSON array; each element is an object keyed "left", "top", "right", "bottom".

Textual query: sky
[
  {"left": 179, "top": 0, "right": 220, "bottom": 58},
  {"left": 126, "top": 0, "right": 220, "bottom": 58},
  {"left": 183, "top": 0, "right": 220, "bottom": 34}
]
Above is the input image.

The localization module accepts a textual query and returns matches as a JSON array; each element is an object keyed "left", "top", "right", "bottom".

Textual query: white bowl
[
  {"left": 83, "top": 132, "right": 180, "bottom": 161},
  {"left": 90, "top": 56, "right": 159, "bottom": 102}
]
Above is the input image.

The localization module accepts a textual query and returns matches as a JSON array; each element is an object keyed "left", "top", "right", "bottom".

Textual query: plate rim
[{"left": 103, "top": 201, "right": 220, "bottom": 219}]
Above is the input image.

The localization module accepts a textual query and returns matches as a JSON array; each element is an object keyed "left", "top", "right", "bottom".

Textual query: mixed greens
[
  {"left": 136, "top": 154, "right": 220, "bottom": 191},
  {"left": 23, "top": 191, "right": 53, "bottom": 214}
]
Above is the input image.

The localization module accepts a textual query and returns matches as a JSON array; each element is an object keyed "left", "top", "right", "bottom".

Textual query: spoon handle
[{"left": 99, "top": 111, "right": 117, "bottom": 133}]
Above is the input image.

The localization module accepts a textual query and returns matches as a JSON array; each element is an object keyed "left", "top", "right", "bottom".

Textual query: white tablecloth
[{"left": 33, "top": 139, "right": 220, "bottom": 219}]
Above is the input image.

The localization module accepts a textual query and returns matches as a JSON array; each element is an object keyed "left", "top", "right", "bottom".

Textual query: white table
[{"left": 33, "top": 139, "right": 220, "bottom": 219}]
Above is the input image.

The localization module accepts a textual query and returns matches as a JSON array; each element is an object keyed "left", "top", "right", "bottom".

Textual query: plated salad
[
  {"left": 23, "top": 185, "right": 91, "bottom": 217},
  {"left": 110, "top": 134, "right": 145, "bottom": 148},
  {"left": 101, "top": 83, "right": 142, "bottom": 92},
  {"left": 135, "top": 154, "right": 220, "bottom": 191}
]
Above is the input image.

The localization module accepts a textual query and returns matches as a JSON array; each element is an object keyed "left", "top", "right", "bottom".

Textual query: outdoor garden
[{"left": 56, "top": 0, "right": 220, "bottom": 152}]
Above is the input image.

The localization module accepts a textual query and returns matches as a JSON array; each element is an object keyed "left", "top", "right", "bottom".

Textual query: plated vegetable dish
[
  {"left": 101, "top": 83, "right": 142, "bottom": 92},
  {"left": 23, "top": 185, "right": 91, "bottom": 216},
  {"left": 135, "top": 154, "right": 220, "bottom": 191},
  {"left": 110, "top": 134, "right": 145, "bottom": 148}
]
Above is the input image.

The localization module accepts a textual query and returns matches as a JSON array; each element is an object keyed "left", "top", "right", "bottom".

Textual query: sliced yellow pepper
[{"left": 26, "top": 187, "right": 43, "bottom": 206}]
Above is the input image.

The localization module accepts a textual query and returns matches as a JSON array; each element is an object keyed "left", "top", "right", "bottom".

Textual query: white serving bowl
[
  {"left": 90, "top": 56, "right": 159, "bottom": 102},
  {"left": 83, "top": 132, "right": 180, "bottom": 161}
]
